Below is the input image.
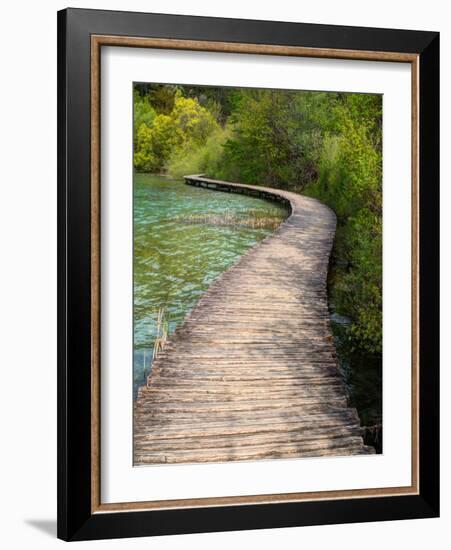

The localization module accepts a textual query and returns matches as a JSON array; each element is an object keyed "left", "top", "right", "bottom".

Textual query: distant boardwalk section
[{"left": 134, "top": 175, "right": 374, "bottom": 464}]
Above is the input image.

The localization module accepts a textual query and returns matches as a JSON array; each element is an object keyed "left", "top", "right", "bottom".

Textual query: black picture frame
[{"left": 57, "top": 7, "right": 439, "bottom": 541}]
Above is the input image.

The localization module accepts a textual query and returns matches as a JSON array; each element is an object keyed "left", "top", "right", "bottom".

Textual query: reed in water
[
  {"left": 152, "top": 308, "right": 168, "bottom": 360},
  {"left": 173, "top": 208, "right": 283, "bottom": 230}
]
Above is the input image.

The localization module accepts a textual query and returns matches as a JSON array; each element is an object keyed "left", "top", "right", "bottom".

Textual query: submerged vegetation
[
  {"left": 134, "top": 83, "right": 382, "bottom": 357},
  {"left": 173, "top": 208, "right": 284, "bottom": 230}
]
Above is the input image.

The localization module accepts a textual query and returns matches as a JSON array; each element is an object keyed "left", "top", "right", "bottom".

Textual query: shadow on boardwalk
[{"left": 134, "top": 176, "right": 375, "bottom": 465}]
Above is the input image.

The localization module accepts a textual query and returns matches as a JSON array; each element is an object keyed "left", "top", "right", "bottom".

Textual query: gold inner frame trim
[{"left": 90, "top": 34, "right": 420, "bottom": 514}]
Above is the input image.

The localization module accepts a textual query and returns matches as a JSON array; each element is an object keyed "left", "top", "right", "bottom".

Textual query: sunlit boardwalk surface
[{"left": 134, "top": 175, "right": 374, "bottom": 464}]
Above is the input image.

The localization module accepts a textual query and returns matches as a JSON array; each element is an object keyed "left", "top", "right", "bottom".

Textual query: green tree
[
  {"left": 134, "top": 94, "right": 220, "bottom": 173},
  {"left": 133, "top": 92, "right": 156, "bottom": 149},
  {"left": 171, "top": 96, "right": 219, "bottom": 145},
  {"left": 217, "top": 89, "right": 329, "bottom": 189}
]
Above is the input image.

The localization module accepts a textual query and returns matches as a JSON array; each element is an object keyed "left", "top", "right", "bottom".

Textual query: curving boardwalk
[{"left": 134, "top": 175, "right": 374, "bottom": 464}]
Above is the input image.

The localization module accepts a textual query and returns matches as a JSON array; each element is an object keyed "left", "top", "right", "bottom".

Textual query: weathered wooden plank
[
  {"left": 134, "top": 176, "right": 374, "bottom": 464},
  {"left": 134, "top": 415, "right": 362, "bottom": 435},
  {"left": 150, "top": 373, "right": 340, "bottom": 382},
  {"left": 136, "top": 403, "right": 358, "bottom": 422},
  {"left": 150, "top": 366, "right": 341, "bottom": 376},
  {"left": 135, "top": 397, "right": 349, "bottom": 415},
  {"left": 135, "top": 437, "right": 373, "bottom": 465},
  {"left": 147, "top": 379, "right": 343, "bottom": 389},
  {"left": 135, "top": 418, "right": 363, "bottom": 439},
  {"left": 135, "top": 428, "right": 365, "bottom": 452},
  {"left": 141, "top": 386, "right": 345, "bottom": 399}
]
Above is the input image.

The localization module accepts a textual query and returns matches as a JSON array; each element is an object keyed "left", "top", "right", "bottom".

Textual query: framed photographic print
[{"left": 57, "top": 8, "right": 439, "bottom": 541}]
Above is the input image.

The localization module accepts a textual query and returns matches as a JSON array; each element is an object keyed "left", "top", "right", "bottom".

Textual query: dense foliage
[{"left": 134, "top": 84, "right": 382, "bottom": 355}]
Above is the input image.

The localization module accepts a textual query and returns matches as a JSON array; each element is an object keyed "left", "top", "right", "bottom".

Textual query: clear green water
[{"left": 133, "top": 174, "right": 288, "bottom": 397}]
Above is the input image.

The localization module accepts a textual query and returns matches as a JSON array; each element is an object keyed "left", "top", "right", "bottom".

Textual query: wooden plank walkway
[{"left": 134, "top": 175, "right": 374, "bottom": 464}]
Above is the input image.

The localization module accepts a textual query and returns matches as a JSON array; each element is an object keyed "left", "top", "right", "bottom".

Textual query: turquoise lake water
[{"left": 133, "top": 174, "right": 288, "bottom": 396}]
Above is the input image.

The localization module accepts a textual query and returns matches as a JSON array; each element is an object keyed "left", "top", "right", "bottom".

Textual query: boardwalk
[{"left": 134, "top": 176, "right": 374, "bottom": 464}]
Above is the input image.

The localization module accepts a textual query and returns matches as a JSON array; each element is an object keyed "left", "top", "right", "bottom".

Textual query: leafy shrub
[
  {"left": 166, "top": 127, "right": 231, "bottom": 179},
  {"left": 305, "top": 95, "right": 382, "bottom": 353}
]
